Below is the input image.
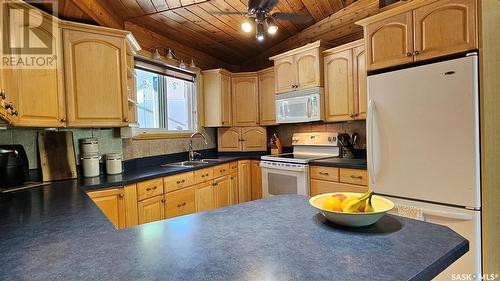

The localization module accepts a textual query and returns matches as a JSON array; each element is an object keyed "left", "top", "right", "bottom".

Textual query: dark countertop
[
  {"left": 0, "top": 183, "right": 467, "bottom": 281},
  {"left": 310, "top": 157, "right": 368, "bottom": 170},
  {"left": 80, "top": 154, "right": 263, "bottom": 191}
]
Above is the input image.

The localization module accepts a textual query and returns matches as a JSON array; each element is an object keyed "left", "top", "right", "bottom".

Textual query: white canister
[
  {"left": 105, "top": 153, "right": 123, "bottom": 175},
  {"left": 81, "top": 153, "right": 101, "bottom": 178},
  {"left": 80, "top": 138, "right": 99, "bottom": 154}
]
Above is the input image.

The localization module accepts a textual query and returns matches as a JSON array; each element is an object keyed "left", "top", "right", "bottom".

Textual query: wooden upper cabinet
[
  {"left": 413, "top": 0, "right": 477, "bottom": 61},
  {"left": 1, "top": 4, "right": 65, "bottom": 127},
  {"left": 273, "top": 56, "right": 296, "bottom": 93},
  {"left": 324, "top": 49, "right": 354, "bottom": 122},
  {"left": 88, "top": 188, "right": 126, "bottom": 229},
  {"left": 364, "top": 11, "right": 414, "bottom": 71},
  {"left": 202, "top": 69, "right": 232, "bottom": 127},
  {"left": 358, "top": 0, "right": 478, "bottom": 70},
  {"left": 231, "top": 73, "right": 259, "bottom": 126},
  {"left": 258, "top": 68, "right": 276, "bottom": 126},
  {"left": 353, "top": 45, "right": 367, "bottom": 119},
  {"left": 63, "top": 28, "right": 128, "bottom": 127},
  {"left": 218, "top": 127, "right": 241, "bottom": 152},
  {"left": 241, "top": 127, "right": 267, "bottom": 152},
  {"left": 271, "top": 41, "right": 326, "bottom": 94},
  {"left": 295, "top": 48, "right": 322, "bottom": 90}
]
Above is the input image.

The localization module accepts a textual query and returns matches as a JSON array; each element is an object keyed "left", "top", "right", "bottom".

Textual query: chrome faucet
[{"left": 188, "top": 132, "right": 208, "bottom": 161}]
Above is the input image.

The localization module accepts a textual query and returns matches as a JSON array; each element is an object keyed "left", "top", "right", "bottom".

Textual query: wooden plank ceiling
[{"left": 31, "top": 0, "right": 361, "bottom": 70}]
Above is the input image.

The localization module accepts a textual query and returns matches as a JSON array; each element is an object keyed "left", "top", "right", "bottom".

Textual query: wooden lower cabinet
[
  {"left": 214, "top": 176, "right": 230, "bottom": 208},
  {"left": 238, "top": 160, "right": 252, "bottom": 203},
  {"left": 310, "top": 180, "right": 368, "bottom": 196},
  {"left": 229, "top": 173, "right": 239, "bottom": 205},
  {"left": 88, "top": 188, "right": 126, "bottom": 229},
  {"left": 165, "top": 186, "right": 195, "bottom": 219},
  {"left": 196, "top": 182, "right": 215, "bottom": 212},
  {"left": 251, "top": 160, "right": 262, "bottom": 200},
  {"left": 138, "top": 195, "right": 165, "bottom": 224}
]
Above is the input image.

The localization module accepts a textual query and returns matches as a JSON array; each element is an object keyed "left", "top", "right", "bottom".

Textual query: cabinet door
[
  {"left": 238, "top": 160, "right": 252, "bottom": 203},
  {"left": 63, "top": 29, "right": 127, "bottom": 127},
  {"left": 241, "top": 127, "right": 267, "bottom": 152},
  {"left": 413, "top": 0, "right": 477, "bottom": 61},
  {"left": 196, "top": 182, "right": 215, "bottom": 212},
  {"left": 88, "top": 188, "right": 126, "bottom": 229},
  {"left": 2, "top": 7, "right": 65, "bottom": 127},
  {"left": 217, "top": 127, "right": 242, "bottom": 152},
  {"left": 232, "top": 75, "right": 259, "bottom": 126},
  {"left": 365, "top": 12, "right": 414, "bottom": 71},
  {"left": 353, "top": 45, "right": 367, "bottom": 120},
  {"left": 324, "top": 49, "right": 354, "bottom": 122},
  {"left": 258, "top": 69, "right": 276, "bottom": 126},
  {"left": 310, "top": 179, "right": 368, "bottom": 196},
  {"left": 165, "top": 186, "right": 195, "bottom": 219},
  {"left": 295, "top": 48, "right": 322, "bottom": 90},
  {"left": 214, "top": 176, "right": 230, "bottom": 208},
  {"left": 274, "top": 56, "right": 296, "bottom": 93},
  {"left": 229, "top": 173, "right": 239, "bottom": 205},
  {"left": 220, "top": 73, "right": 232, "bottom": 126},
  {"left": 251, "top": 160, "right": 262, "bottom": 200},
  {"left": 138, "top": 195, "right": 165, "bottom": 224}
]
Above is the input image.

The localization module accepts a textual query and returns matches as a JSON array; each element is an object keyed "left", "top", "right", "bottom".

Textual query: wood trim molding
[{"left": 70, "top": 0, "right": 124, "bottom": 29}]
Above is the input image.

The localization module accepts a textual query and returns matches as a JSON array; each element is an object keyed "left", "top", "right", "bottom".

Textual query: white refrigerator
[{"left": 367, "top": 54, "right": 481, "bottom": 280}]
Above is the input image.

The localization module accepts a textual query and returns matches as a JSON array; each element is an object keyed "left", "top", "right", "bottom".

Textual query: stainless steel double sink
[{"left": 162, "top": 159, "right": 224, "bottom": 167}]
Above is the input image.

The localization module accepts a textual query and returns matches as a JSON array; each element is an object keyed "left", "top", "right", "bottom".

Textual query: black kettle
[{"left": 0, "top": 145, "right": 29, "bottom": 188}]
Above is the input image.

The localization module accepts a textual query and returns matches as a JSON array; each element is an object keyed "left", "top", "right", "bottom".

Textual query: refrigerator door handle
[
  {"left": 422, "top": 209, "right": 473, "bottom": 221},
  {"left": 368, "top": 99, "right": 376, "bottom": 184}
]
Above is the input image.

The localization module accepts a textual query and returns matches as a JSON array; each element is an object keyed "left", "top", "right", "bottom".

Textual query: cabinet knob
[
  {"left": 119, "top": 193, "right": 124, "bottom": 198},
  {"left": 4, "top": 102, "right": 13, "bottom": 110},
  {"left": 406, "top": 52, "right": 413, "bottom": 57},
  {"left": 123, "top": 118, "right": 129, "bottom": 122},
  {"left": 10, "top": 110, "right": 18, "bottom": 116},
  {"left": 0, "top": 89, "right": 5, "bottom": 99},
  {"left": 413, "top": 51, "right": 420, "bottom": 56},
  {"left": 60, "top": 117, "right": 66, "bottom": 123}
]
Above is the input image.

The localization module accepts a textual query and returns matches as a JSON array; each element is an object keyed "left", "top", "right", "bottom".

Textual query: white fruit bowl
[{"left": 309, "top": 192, "right": 394, "bottom": 227}]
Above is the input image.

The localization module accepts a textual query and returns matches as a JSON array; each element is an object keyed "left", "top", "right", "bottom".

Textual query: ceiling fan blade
[
  {"left": 260, "top": 0, "right": 279, "bottom": 11},
  {"left": 211, "top": 11, "right": 247, "bottom": 16},
  {"left": 248, "top": 0, "right": 262, "bottom": 11},
  {"left": 272, "top": 12, "right": 313, "bottom": 23}
]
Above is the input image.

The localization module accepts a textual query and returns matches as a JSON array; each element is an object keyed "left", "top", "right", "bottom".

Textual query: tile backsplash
[
  {"left": 0, "top": 128, "right": 122, "bottom": 169},
  {"left": 268, "top": 120, "right": 367, "bottom": 148},
  {"left": 122, "top": 127, "right": 217, "bottom": 161}
]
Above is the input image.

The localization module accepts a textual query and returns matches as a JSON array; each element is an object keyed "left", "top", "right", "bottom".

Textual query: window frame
[{"left": 128, "top": 56, "right": 199, "bottom": 140}]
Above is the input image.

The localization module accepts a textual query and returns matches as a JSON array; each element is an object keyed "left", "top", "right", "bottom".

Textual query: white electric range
[{"left": 261, "top": 132, "right": 340, "bottom": 197}]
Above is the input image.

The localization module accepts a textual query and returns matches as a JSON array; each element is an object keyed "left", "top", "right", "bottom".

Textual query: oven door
[{"left": 261, "top": 161, "right": 309, "bottom": 197}]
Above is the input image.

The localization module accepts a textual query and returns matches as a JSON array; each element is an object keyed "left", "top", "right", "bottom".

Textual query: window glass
[{"left": 135, "top": 68, "right": 196, "bottom": 132}]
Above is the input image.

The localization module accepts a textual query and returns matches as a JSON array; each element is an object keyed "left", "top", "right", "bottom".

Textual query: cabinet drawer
[
  {"left": 194, "top": 167, "right": 214, "bottom": 184},
  {"left": 229, "top": 162, "right": 238, "bottom": 174},
  {"left": 213, "top": 163, "right": 230, "bottom": 178},
  {"left": 310, "top": 179, "right": 368, "bottom": 196},
  {"left": 310, "top": 166, "right": 339, "bottom": 181},
  {"left": 165, "top": 186, "right": 195, "bottom": 219},
  {"left": 137, "top": 178, "right": 164, "bottom": 201},
  {"left": 339, "top": 168, "right": 368, "bottom": 186},
  {"left": 164, "top": 172, "right": 194, "bottom": 193}
]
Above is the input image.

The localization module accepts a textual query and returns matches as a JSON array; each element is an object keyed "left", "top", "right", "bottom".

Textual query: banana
[
  {"left": 341, "top": 191, "right": 374, "bottom": 213},
  {"left": 364, "top": 193, "right": 375, "bottom": 212}
]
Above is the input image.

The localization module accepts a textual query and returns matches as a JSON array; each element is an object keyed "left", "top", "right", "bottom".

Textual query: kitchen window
[{"left": 133, "top": 57, "right": 197, "bottom": 137}]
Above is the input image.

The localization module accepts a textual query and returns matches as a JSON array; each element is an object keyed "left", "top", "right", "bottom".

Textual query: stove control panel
[{"left": 292, "top": 132, "right": 339, "bottom": 146}]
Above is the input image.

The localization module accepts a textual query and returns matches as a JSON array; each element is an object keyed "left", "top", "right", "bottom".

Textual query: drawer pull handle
[
  {"left": 182, "top": 202, "right": 186, "bottom": 206},
  {"left": 350, "top": 175, "right": 363, "bottom": 179},
  {"left": 319, "top": 172, "right": 329, "bottom": 176},
  {"left": 177, "top": 180, "right": 186, "bottom": 184},
  {"left": 146, "top": 186, "right": 158, "bottom": 191},
  {"left": 119, "top": 194, "right": 124, "bottom": 198}
]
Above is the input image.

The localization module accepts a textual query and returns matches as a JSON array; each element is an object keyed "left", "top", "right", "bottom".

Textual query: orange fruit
[{"left": 322, "top": 196, "right": 343, "bottom": 212}]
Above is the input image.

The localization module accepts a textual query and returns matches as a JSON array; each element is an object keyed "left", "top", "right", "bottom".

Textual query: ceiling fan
[{"left": 212, "top": 0, "right": 313, "bottom": 41}]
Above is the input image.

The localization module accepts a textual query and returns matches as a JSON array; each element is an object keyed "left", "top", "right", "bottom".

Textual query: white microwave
[{"left": 275, "top": 87, "right": 324, "bottom": 124}]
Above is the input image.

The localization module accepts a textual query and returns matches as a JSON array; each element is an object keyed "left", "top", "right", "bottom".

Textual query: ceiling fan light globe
[
  {"left": 256, "top": 34, "right": 265, "bottom": 41},
  {"left": 241, "top": 22, "right": 253, "bottom": 33},
  {"left": 267, "top": 25, "right": 278, "bottom": 35}
]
